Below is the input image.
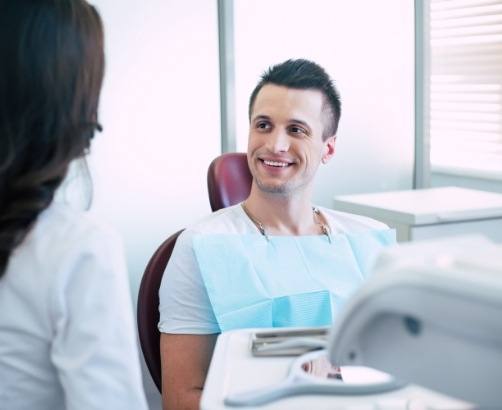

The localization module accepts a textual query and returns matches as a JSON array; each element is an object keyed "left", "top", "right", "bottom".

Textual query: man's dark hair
[{"left": 248, "top": 59, "right": 341, "bottom": 140}]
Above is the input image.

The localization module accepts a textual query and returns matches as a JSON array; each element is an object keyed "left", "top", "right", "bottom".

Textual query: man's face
[{"left": 247, "top": 84, "right": 335, "bottom": 196}]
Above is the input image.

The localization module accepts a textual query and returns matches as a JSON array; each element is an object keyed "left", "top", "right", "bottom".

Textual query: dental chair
[
  {"left": 137, "top": 152, "right": 252, "bottom": 392},
  {"left": 207, "top": 152, "right": 251, "bottom": 212},
  {"left": 137, "top": 230, "right": 183, "bottom": 391},
  {"left": 329, "top": 235, "right": 502, "bottom": 408}
]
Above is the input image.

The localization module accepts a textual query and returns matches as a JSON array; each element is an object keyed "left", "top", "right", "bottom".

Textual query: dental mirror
[{"left": 224, "top": 349, "right": 405, "bottom": 407}]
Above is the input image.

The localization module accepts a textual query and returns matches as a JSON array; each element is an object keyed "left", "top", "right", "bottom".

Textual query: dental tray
[{"left": 250, "top": 327, "right": 329, "bottom": 357}]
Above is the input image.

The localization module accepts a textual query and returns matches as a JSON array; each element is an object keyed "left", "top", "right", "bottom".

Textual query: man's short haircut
[{"left": 248, "top": 59, "right": 341, "bottom": 140}]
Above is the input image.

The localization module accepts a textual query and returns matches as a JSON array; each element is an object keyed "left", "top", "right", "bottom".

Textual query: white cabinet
[{"left": 332, "top": 187, "right": 502, "bottom": 243}]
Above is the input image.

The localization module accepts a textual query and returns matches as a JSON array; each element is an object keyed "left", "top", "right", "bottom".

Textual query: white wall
[
  {"left": 233, "top": 0, "right": 416, "bottom": 206},
  {"left": 88, "top": 0, "right": 221, "bottom": 300},
  {"left": 85, "top": 2, "right": 221, "bottom": 406}
]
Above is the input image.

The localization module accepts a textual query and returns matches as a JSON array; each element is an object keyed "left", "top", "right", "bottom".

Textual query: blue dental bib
[{"left": 193, "top": 229, "right": 395, "bottom": 332}]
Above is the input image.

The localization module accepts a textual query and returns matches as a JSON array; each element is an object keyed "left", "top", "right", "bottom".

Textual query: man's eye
[
  {"left": 256, "top": 122, "right": 270, "bottom": 130},
  {"left": 290, "top": 126, "right": 306, "bottom": 135}
]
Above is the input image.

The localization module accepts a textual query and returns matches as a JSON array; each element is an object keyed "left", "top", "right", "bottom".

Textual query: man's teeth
[{"left": 263, "top": 160, "right": 289, "bottom": 167}]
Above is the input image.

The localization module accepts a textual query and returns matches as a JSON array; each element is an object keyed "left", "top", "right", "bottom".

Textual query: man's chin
[{"left": 255, "top": 180, "right": 292, "bottom": 195}]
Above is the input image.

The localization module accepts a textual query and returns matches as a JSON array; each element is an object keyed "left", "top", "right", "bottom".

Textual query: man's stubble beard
[
  {"left": 253, "top": 173, "right": 313, "bottom": 196},
  {"left": 254, "top": 177, "right": 292, "bottom": 195}
]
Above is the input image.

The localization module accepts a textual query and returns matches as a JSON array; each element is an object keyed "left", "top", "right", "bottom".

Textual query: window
[{"left": 428, "top": 0, "right": 502, "bottom": 180}]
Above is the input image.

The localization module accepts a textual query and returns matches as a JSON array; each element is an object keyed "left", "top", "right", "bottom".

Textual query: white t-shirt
[
  {"left": 158, "top": 204, "right": 388, "bottom": 335},
  {"left": 0, "top": 203, "right": 148, "bottom": 410}
]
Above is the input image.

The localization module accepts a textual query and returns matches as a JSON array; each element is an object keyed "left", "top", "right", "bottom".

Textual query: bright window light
[{"left": 428, "top": 0, "right": 502, "bottom": 180}]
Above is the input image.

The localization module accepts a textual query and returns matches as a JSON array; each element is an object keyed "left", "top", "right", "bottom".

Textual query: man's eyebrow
[
  {"left": 251, "top": 115, "right": 312, "bottom": 131},
  {"left": 252, "top": 114, "right": 270, "bottom": 122},
  {"left": 289, "top": 118, "right": 312, "bottom": 130}
]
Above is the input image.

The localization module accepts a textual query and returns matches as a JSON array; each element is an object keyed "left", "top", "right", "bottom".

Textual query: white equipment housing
[{"left": 329, "top": 235, "right": 502, "bottom": 408}]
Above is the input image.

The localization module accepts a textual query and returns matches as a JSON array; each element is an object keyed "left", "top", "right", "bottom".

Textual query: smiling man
[{"left": 158, "top": 59, "right": 395, "bottom": 410}]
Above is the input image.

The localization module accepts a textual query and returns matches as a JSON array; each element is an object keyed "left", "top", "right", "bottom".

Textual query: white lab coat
[{"left": 0, "top": 202, "right": 148, "bottom": 410}]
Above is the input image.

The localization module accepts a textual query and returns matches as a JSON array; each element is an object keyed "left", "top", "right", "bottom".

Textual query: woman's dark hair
[
  {"left": 0, "top": 0, "right": 105, "bottom": 276},
  {"left": 248, "top": 59, "right": 341, "bottom": 140}
]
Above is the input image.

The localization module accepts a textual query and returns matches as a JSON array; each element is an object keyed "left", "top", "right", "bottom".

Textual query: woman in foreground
[{"left": 0, "top": 1, "right": 147, "bottom": 409}]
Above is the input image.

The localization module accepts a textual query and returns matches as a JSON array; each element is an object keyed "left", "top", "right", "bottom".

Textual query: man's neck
[{"left": 243, "top": 183, "right": 317, "bottom": 236}]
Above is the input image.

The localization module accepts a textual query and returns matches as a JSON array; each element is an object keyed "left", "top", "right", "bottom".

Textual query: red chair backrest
[
  {"left": 137, "top": 230, "right": 183, "bottom": 392},
  {"left": 207, "top": 152, "right": 252, "bottom": 211}
]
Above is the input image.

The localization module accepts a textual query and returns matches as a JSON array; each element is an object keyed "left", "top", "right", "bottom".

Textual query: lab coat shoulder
[{"left": 27, "top": 203, "right": 148, "bottom": 410}]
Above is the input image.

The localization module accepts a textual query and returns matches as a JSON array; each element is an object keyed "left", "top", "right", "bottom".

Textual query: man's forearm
[{"left": 163, "top": 387, "right": 202, "bottom": 410}]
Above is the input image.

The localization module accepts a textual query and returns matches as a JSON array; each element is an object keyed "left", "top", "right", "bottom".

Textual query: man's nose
[{"left": 267, "top": 129, "right": 290, "bottom": 153}]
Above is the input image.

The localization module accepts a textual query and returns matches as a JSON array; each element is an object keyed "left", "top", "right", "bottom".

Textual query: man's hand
[{"left": 160, "top": 333, "right": 218, "bottom": 410}]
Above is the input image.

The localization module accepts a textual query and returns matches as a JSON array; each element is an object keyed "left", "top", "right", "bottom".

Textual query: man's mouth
[{"left": 260, "top": 159, "right": 293, "bottom": 168}]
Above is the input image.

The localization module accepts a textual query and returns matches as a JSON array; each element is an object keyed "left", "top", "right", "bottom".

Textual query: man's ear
[{"left": 321, "top": 135, "right": 336, "bottom": 164}]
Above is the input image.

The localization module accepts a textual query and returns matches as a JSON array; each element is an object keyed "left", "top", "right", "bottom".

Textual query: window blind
[{"left": 429, "top": 0, "right": 502, "bottom": 179}]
